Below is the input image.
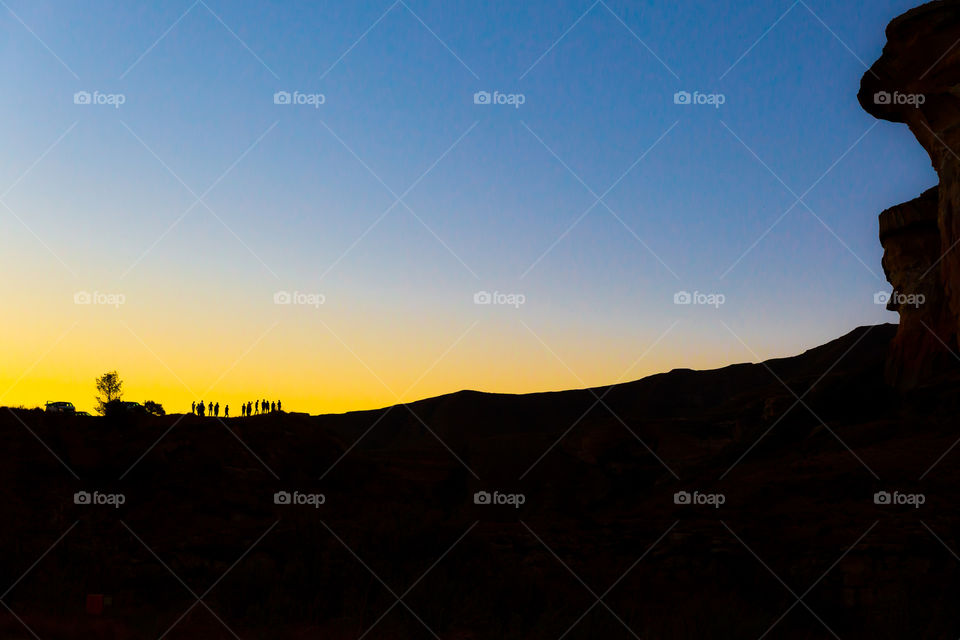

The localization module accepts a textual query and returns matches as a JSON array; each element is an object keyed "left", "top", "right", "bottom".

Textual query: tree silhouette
[
  {"left": 95, "top": 371, "right": 123, "bottom": 415},
  {"left": 144, "top": 400, "right": 165, "bottom": 416}
]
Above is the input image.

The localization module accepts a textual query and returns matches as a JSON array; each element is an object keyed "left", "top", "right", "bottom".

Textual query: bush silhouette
[{"left": 144, "top": 400, "right": 165, "bottom": 416}]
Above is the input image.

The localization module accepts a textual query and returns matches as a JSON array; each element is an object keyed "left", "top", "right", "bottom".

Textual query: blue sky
[{"left": 0, "top": 0, "right": 939, "bottom": 412}]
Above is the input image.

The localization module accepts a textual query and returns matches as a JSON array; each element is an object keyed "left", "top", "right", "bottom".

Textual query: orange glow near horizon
[{"left": 0, "top": 301, "right": 760, "bottom": 415}]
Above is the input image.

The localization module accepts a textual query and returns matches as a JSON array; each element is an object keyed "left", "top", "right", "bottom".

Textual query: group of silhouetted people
[
  {"left": 192, "top": 401, "right": 224, "bottom": 417},
  {"left": 240, "top": 399, "right": 281, "bottom": 416},
  {"left": 190, "top": 399, "right": 281, "bottom": 418}
]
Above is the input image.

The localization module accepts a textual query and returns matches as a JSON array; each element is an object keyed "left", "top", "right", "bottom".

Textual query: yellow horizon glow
[
  {"left": 0, "top": 309, "right": 745, "bottom": 415},
  {"left": 0, "top": 265, "right": 801, "bottom": 416}
]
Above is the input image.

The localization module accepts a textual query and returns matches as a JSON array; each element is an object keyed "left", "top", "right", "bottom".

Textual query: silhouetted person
[
  {"left": 198, "top": 401, "right": 205, "bottom": 417},
  {"left": 208, "top": 401, "right": 213, "bottom": 416},
  {"left": 278, "top": 400, "right": 282, "bottom": 412},
  {"left": 214, "top": 402, "right": 219, "bottom": 417},
  {"left": 224, "top": 405, "right": 229, "bottom": 418},
  {"left": 248, "top": 401, "right": 253, "bottom": 416},
  {"left": 255, "top": 400, "right": 259, "bottom": 415},
  {"left": 191, "top": 401, "right": 196, "bottom": 415},
  {"left": 271, "top": 401, "right": 276, "bottom": 413}
]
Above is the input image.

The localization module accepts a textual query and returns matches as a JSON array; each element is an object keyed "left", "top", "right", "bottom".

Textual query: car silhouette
[
  {"left": 44, "top": 401, "right": 75, "bottom": 414},
  {"left": 102, "top": 401, "right": 146, "bottom": 416}
]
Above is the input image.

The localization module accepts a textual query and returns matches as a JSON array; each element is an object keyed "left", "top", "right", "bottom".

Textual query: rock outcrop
[
  {"left": 860, "top": 0, "right": 960, "bottom": 388},
  {"left": 879, "top": 187, "right": 956, "bottom": 387}
]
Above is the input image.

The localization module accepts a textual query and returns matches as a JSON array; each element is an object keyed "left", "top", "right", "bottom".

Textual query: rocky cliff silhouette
[{"left": 860, "top": 0, "right": 960, "bottom": 389}]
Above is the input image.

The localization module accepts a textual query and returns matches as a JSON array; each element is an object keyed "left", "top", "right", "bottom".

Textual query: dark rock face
[
  {"left": 860, "top": 1, "right": 960, "bottom": 388},
  {"left": 879, "top": 187, "right": 955, "bottom": 387}
]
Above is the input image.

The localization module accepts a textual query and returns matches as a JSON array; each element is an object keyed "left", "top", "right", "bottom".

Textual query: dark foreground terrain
[{"left": 3, "top": 322, "right": 960, "bottom": 638}]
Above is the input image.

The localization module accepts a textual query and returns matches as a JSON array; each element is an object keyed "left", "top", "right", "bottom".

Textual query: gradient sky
[{"left": 0, "top": 0, "right": 937, "bottom": 414}]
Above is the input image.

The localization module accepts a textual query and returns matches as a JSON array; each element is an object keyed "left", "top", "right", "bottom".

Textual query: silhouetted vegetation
[
  {"left": 94, "top": 371, "right": 123, "bottom": 415},
  {"left": 143, "top": 400, "right": 165, "bottom": 416}
]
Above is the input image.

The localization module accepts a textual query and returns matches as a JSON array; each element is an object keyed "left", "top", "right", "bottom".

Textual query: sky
[{"left": 0, "top": 0, "right": 938, "bottom": 414}]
